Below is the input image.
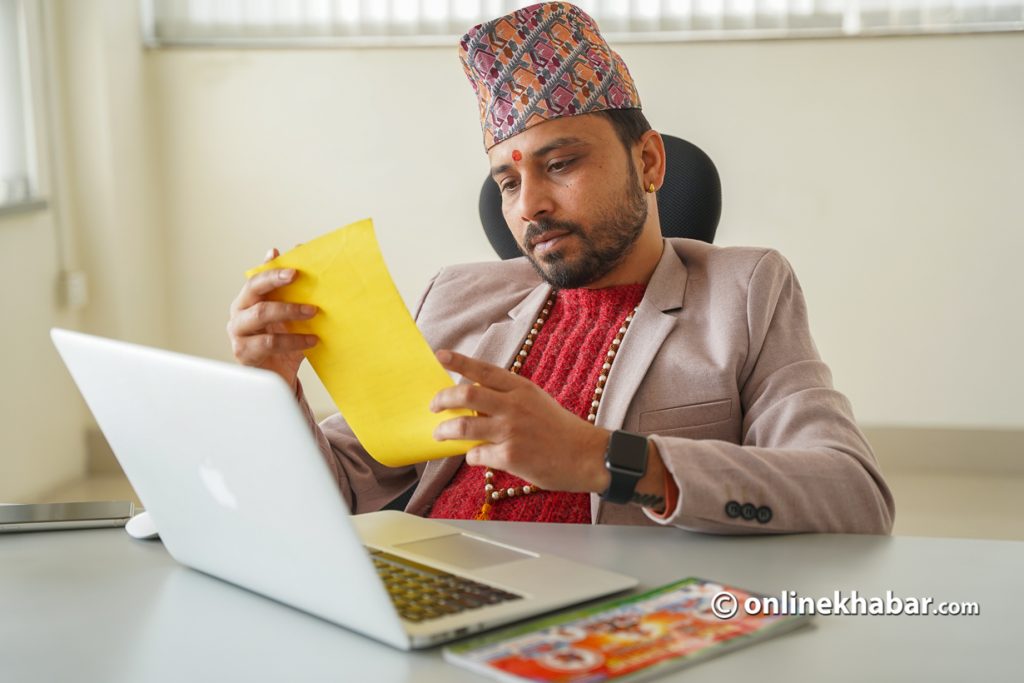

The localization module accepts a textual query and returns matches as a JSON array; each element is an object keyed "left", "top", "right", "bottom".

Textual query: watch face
[
  {"left": 607, "top": 431, "right": 649, "bottom": 473},
  {"left": 602, "top": 431, "right": 649, "bottom": 503}
]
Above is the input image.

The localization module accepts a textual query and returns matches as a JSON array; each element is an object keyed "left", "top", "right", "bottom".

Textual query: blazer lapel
[
  {"left": 465, "top": 282, "right": 554, "bottom": 372},
  {"left": 594, "top": 243, "right": 688, "bottom": 430},
  {"left": 406, "top": 281, "right": 553, "bottom": 515},
  {"left": 590, "top": 242, "right": 688, "bottom": 521}
]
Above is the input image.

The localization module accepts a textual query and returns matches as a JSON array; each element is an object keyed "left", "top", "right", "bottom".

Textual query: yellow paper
[{"left": 246, "top": 218, "right": 480, "bottom": 467}]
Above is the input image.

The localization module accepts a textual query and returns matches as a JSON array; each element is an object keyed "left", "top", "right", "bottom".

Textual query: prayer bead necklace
[{"left": 475, "top": 294, "right": 639, "bottom": 520}]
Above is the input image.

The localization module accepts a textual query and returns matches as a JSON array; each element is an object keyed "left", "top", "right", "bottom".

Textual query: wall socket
[{"left": 59, "top": 269, "right": 89, "bottom": 310}]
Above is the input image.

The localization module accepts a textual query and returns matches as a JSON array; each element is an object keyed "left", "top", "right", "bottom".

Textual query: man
[{"left": 227, "top": 2, "right": 894, "bottom": 534}]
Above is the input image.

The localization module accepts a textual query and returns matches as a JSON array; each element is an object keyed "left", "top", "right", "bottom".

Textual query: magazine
[{"left": 443, "top": 577, "right": 812, "bottom": 682}]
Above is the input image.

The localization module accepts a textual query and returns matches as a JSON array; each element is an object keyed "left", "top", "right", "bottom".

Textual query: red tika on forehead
[{"left": 458, "top": 2, "right": 641, "bottom": 151}]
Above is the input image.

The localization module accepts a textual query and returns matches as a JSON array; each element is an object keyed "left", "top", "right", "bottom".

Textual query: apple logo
[{"left": 199, "top": 459, "right": 239, "bottom": 510}]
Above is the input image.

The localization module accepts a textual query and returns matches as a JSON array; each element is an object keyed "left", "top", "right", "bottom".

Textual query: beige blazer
[{"left": 300, "top": 239, "right": 895, "bottom": 534}]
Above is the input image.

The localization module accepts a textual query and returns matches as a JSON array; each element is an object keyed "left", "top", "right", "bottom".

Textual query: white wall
[
  {"left": 632, "top": 35, "right": 1024, "bottom": 430},
  {"left": 0, "top": 0, "right": 86, "bottom": 502},
  {"left": 0, "top": 0, "right": 164, "bottom": 501},
  {"left": 56, "top": 0, "right": 166, "bottom": 347},
  {"left": 0, "top": 208, "right": 88, "bottom": 500},
  {"left": 150, "top": 32, "right": 1024, "bottom": 428}
]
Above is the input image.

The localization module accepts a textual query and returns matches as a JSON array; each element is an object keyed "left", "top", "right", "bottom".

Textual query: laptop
[{"left": 51, "top": 328, "right": 637, "bottom": 650}]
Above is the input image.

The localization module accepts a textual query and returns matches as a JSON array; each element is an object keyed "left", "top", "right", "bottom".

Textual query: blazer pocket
[{"left": 638, "top": 398, "right": 733, "bottom": 433}]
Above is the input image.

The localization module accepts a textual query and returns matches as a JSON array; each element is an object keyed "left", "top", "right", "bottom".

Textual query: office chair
[{"left": 478, "top": 134, "right": 722, "bottom": 259}]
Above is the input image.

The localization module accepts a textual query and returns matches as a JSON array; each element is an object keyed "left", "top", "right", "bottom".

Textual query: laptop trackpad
[{"left": 394, "top": 533, "right": 534, "bottom": 570}]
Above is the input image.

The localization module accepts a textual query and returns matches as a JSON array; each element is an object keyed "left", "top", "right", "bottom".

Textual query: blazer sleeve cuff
[{"left": 642, "top": 436, "right": 684, "bottom": 525}]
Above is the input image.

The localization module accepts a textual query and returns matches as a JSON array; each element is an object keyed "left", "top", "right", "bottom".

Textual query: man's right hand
[{"left": 227, "top": 248, "right": 318, "bottom": 392}]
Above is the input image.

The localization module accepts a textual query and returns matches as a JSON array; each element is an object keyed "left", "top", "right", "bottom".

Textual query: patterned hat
[{"left": 459, "top": 2, "right": 641, "bottom": 150}]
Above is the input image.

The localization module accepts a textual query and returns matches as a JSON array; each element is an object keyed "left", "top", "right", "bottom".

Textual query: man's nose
[{"left": 516, "top": 174, "right": 554, "bottom": 224}]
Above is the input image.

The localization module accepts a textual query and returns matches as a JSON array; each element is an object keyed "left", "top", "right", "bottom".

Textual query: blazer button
[
  {"left": 756, "top": 506, "right": 773, "bottom": 524},
  {"left": 741, "top": 503, "right": 757, "bottom": 520},
  {"left": 725, "top": 501, "right": 741, "bottom": 518}
]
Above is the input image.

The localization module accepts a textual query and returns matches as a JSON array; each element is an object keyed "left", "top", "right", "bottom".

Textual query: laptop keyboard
[{"left": 368, "top": 549, "right": 522, "bottom": 623}]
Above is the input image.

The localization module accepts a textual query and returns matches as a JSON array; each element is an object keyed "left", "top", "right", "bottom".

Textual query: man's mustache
[{"left": 523, "top": 219, "right": 583, "bottom": 249}]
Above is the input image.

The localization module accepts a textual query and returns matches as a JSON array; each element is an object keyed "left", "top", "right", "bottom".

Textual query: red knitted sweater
[{"left": 428, "top": 283, "right": 647, "bottom": 523}]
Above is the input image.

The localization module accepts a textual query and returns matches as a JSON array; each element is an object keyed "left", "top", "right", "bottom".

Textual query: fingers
[
  {"left": 230, "top": 301, "right": 317, "bottom": 339},
  {"left": 231, "top": 332, "right": 318, "bottom": 365},
  {"left": 430, "top": 383, "right": 504, "bottom": 415},
  {"left": 231, "top": 268, "right": 298, "bottom": 314},
  {"left": 464, "top": 443, "right": 509, "bottom": 471},
  {"left": 433, "top": 415, "right": 504, "bottom": 443},
  {"left": 436, "top": 350, "right": 521, "bottom": 391},
  {"left": 230, "top": 247, "right": 286, "bottom": 314},
  {"left": 227, "top": 247, "right": 319, "bottom": 370}
]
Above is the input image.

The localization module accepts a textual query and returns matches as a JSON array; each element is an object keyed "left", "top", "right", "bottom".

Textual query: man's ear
[{"left": 637, "top": 130, "right": 667, "bottom": 191}]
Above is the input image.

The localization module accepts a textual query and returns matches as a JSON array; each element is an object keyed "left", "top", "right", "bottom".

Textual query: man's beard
[{"left": 517, "top": 163, "right": 648, "bottom": 289}]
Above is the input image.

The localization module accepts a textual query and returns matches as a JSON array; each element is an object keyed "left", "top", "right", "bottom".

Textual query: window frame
[{"left": 0, "top": 0, "right": 47, "bottom": 216}]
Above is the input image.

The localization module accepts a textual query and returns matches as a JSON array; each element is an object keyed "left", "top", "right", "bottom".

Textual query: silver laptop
[{"left": 51, "top": 328, "right": 637, "bottom": 650}]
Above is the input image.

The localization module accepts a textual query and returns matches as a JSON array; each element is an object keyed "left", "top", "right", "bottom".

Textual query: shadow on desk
[{"left": 118, "top": 568, "right": 410, "bottom": 680}]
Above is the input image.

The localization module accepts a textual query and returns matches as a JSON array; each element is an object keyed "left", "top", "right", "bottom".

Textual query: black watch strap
[{"left": 600, "top": 430, "right": 649, "bottom": 504}]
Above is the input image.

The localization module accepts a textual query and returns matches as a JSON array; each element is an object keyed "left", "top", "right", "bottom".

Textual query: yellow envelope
[{"left": 246, "top": 218, "right": 480, "bottom": 466}]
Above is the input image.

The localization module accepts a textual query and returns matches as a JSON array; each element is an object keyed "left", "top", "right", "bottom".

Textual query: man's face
[{"left": 487, "top": 114, "right": 648, "bottom": 289}]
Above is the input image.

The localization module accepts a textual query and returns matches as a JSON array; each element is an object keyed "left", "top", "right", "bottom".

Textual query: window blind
[{"left": 141, "top": 0, "right": 1024, "bottom": 47}]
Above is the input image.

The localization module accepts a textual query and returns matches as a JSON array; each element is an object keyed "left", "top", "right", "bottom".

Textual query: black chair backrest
[{"left": 479, "top": 134, "right": 722, "bottom": 260}]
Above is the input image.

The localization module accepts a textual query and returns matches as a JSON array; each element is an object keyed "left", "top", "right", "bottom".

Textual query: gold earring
[{"left": 647, "top": 183, "right": 656, "bottom": 194}]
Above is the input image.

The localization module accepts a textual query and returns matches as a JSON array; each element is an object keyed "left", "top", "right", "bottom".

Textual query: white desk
[{"left": 2, "top": 522, "right": 1021, "bottom": 682}]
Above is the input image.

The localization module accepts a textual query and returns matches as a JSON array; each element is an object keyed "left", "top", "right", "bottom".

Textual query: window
[
  {"left": 141, "top": 0, "right": 1024, "bottom": 47},
  {"left": 0, "top": 0, "right": 38, "bottom": 210}
]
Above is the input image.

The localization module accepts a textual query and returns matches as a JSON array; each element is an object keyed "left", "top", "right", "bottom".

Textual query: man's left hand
[{"left": 430, "top": 349, "right": 611, "bottom": 493}]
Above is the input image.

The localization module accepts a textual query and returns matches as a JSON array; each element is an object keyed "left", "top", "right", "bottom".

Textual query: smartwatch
[{"left": 599, "top": 430, "right": 649, "bottom": 504}]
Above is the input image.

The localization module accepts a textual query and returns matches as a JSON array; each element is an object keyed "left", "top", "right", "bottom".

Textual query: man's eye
[
  {"left": 500, "top": 179, "right": 519, "bottom": 193},
  {"left": 548, "top": 159, "right": 573, "bottom": 173}
]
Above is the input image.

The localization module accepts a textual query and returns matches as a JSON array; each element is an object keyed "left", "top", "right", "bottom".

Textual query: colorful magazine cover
[{"left": 443, "top": 578, "right": 812, "bottom": 683}]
